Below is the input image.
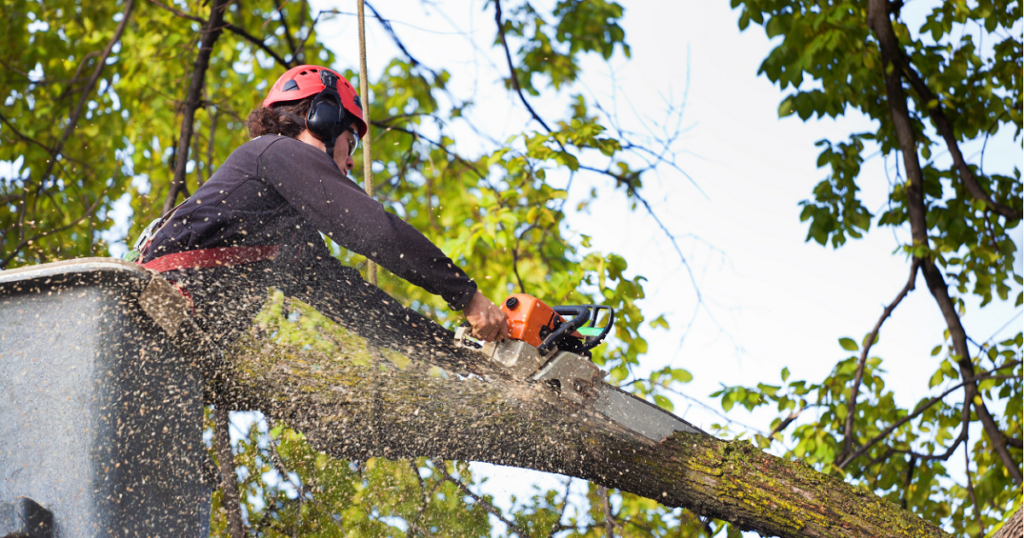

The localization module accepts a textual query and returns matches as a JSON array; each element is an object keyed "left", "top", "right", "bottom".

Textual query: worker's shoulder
[{"left": 249, "top": 134, "right": 330, "bottom": 163}]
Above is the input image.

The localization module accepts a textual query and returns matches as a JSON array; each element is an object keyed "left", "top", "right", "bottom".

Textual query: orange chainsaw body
[{"left": 501, "top": 293, "right": 580, "bottom": 349}]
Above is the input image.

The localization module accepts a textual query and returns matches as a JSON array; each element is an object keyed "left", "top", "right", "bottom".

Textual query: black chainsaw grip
[{"left": 538, "top": 306, "right": 589, "bottom": 355}]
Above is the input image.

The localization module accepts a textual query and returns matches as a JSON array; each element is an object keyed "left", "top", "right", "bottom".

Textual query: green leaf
[
  {"left": 838, "top": 337, "right": 859, "bottom": 351},
  {"left": 653, "top": 394, "right": 674, "bottom": 412}
]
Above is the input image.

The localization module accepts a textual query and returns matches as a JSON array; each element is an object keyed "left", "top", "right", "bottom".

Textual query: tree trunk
[
  {"left": 993, "top": 508, "right": 1022, "bottom": 538},
  {"left": 163, "top": 0, "right": 229, "bottom": 215},
  {"left": 210, "top": 292, "right": 952, "bottom": 538}
]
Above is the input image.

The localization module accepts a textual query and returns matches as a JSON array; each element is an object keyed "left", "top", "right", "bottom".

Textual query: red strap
[{"left": 141, "top": 245, "right": 280, "bottom": 273}]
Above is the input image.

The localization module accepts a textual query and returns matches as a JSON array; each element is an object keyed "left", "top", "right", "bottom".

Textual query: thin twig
[
  {"left": 964, "top": 445, "right": 985, "bottom": 537},
  {"left": 768, "top": 405, "right": 806, "bottom": 440},
  {"left": 365, "top": 1, "right": 442, "bottom": 80},
  {"left": 437, "top": 463, "right": 528, "bottom": 537},
  {"left": 291, "top": 8, "right": 323, "bottom": 64},
  {"left": 841, "top": 259, "right": 919, "bottom": 462},
  {"left": 546, "top": 476, "right": 573, "bottom": 538},
  {"left": 273, "top": 0, "right": 299, "bottom": 59},
  {"left": 663, "top": 388, "right": 767, "bottom": 436}
]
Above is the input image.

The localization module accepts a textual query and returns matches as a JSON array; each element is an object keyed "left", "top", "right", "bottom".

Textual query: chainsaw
[{"left": 454, "top": 294, "right": 702, "bottom": 442}]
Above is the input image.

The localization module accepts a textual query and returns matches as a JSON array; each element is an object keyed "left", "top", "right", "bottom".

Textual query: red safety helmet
[{"left": 263, "top": 65, "right": 367, "bottom": 140}]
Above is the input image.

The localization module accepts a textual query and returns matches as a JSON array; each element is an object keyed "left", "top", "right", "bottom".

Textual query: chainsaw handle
[
  {"left": 577, "top": 304, "right": 615, "bottom": 351},
  {"left": 537, "top": 306, "right": 589, "bottom": 355}
]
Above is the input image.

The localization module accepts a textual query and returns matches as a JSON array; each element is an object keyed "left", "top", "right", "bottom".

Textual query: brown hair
[{"left": 247, "top": 96, "right": 315, "bottom": 138}]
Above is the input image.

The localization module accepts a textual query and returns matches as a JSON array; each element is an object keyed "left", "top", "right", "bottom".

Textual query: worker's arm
[{"left": 257, "top": 137, "right": 507, "bottom": 338}]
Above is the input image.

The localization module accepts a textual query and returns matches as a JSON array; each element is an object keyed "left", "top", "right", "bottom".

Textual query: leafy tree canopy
[{"left": 0, "top": 0, "right": 1019, "bottom": 536}]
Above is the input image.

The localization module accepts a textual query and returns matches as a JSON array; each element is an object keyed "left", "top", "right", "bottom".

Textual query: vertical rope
[{"left": 356, "top": 0, "right": 377, "bottom": 285}]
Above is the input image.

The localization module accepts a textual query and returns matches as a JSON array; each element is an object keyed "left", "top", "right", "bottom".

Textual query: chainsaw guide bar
[{"left": 454, "top": 295, "right": 701, "bottom": 442}]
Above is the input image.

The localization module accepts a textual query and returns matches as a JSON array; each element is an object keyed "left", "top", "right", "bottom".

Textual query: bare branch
[
  {"left": 964, "top": 446, "right": 985, "bottom": 537},
  {"left": 493, "top": 0, "right": 553, "bottom": 134},
  {"left": 841, "top": 259, "right": 919, "bottom": 462},
  {"left": 163, "top": 0, "right": 230, "bottom": 214}
]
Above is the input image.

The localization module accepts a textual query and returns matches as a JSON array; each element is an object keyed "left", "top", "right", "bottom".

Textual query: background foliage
[{"left": 1, "top": 0, "right": 1019, "bottom": 536}]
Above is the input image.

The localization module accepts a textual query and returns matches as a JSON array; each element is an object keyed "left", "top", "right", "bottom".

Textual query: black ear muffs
[
  {"left": 306, "top": 90, "right": 342, "bottom": 142},
  {"left": 305, "top": 70, "right": 357, "bottom": 157}
]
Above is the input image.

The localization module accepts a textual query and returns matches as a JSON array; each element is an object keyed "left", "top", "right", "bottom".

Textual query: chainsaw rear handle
[{"left": 538, "top": 304, "right": 615, "bottom": 355}]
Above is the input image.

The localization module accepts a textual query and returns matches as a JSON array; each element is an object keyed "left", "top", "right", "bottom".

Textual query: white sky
[{"left": 279, "top": 0, "right": 1024, "bottom": 532}]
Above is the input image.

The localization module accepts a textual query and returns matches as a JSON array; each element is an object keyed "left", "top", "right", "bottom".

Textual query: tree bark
[
  {"left": 993, "top": 508, "right": 1022, "bottom": 538},
  {"left": 163, "top": 0, "right": 228, "bottom": 215},
  {"left": 210, "top": 293, "right": 952, "bottom": 538}
]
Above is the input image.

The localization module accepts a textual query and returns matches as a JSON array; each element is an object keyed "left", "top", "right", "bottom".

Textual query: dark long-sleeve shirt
[{"left": 143, "top": 134, "right": 477, "bottom": 310}]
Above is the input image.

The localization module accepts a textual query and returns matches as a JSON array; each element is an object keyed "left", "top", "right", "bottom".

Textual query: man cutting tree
[{"left": 136, "top": 65, "right": 508, "bottom": 345}]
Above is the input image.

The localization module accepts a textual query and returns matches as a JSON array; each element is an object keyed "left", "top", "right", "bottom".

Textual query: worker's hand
[{"left": 463, "top": 290, "right": 509, "bottom": 342}]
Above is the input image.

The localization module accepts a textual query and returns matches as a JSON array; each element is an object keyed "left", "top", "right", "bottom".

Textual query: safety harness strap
[{"left": 141, "top": 245, "right": 280, "bottom": 273}]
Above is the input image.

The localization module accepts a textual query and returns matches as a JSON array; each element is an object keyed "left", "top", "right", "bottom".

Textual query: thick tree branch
[
  {"left": 898, "top": 61, "right": 1022, "bottom": 221},
  {"left": 865, "top": 0, "right": 1022, "bottom": 486},
  {"left": 211, "top": 286, "right": 953, "bottom": 538},
  {"left": 841, "top": 259, "right": 919, "bottom": 462},
  {"left": 214, "top": 407, "right": 246, "bottom": 538},
  {"left": 148, "top": 0, "right": 290, "bottom": 68},
  {"left": 162, "top": 0, "right": 229, "bottom": 215}
]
